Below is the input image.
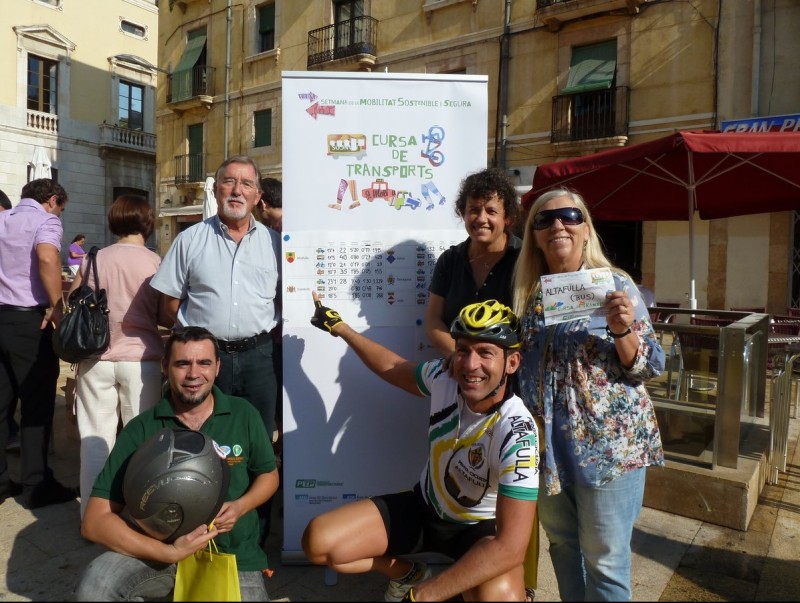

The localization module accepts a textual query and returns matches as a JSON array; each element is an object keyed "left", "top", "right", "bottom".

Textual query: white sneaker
[{"left": 384, "top": 562, "right": 432, "bottom": 602}]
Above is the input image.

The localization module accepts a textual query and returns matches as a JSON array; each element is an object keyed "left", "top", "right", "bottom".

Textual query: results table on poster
[{"left": 282, "top": 229, "right": 463, "bottom": 328}]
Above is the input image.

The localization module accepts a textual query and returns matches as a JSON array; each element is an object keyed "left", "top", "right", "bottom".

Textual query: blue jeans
[
  {"left": 215, "top": 338, "right": 278, "bottom": 547},
  {"left": 538, "top": 467, "right": 646, "bottom": 602},
  {"left": 74, "top": 551, "right": 269, "bottom": 601},
  {"left": 216, "top": 338, "right": 277, "bottom": 436}
]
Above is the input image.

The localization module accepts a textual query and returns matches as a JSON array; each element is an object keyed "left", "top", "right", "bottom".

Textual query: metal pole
[
  {"left": 499, "top": 0, "right": 511, "bottom": 168},
  {"left": 688, "top": 150, "right": 697, "bottom": 309},
  {"left": 224, "top": 0, "right": 232, "bottom": 160}
]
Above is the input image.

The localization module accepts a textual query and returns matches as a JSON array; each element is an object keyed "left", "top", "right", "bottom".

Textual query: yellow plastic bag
[{"left": 174, "top": 539, "right": 241, "bottom": 602}]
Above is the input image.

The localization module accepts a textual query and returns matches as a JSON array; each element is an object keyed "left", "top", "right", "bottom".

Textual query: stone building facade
[
  {"left": 156, "top": 0, "right": 800, "bottom": 311},
  {"left": 0, "top": 0, "right": 159, "bottom": 264}
]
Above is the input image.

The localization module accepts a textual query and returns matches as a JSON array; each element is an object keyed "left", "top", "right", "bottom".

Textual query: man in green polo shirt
[{"left": 75, "top": 326, "right": 279, "bottom": 601}]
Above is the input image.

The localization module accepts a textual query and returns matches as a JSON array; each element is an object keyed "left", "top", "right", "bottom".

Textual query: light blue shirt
[{"left": 150, "top": 215, "right": 281, "bottom": 339}]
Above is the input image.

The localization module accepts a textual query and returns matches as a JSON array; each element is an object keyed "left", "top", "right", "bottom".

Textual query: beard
[
  {"left": 170, "top": 383, "right": 211, "bottom": 407},
  {"left": 221, "top": 197, "right": 249, "bottom": 221}
]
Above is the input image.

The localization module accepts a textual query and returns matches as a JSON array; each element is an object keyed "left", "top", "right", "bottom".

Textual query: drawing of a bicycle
[{"left": 421, "top": 125, "right": 445, "bottom": 167}]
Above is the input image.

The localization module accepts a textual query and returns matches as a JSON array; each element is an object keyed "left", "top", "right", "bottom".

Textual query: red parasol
[{"left": 522, "top": 130, "right": 800, "bottom": 307}]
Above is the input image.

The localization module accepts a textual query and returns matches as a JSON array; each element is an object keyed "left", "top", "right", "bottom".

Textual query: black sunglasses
[{"left": 532, "top": 207, "right": 584, "bottom": 230}]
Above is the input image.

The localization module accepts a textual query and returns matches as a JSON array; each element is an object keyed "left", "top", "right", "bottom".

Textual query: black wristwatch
[{"left": 606, "top": 324, "right": 632, "bottom": 339}]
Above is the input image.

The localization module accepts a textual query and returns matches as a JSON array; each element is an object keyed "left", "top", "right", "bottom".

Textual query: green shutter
[
  {"left": 254, "top": 110, "right": 272, "bottom": 147},
  {"left": 175, "top": 35, "right": 207, "bottom": 73},
  {"left": 172, "top": 34, "right": 206, "bottom": 102},
  {"left": 562, "top": 41, "right": 617, "bottom": 94}
]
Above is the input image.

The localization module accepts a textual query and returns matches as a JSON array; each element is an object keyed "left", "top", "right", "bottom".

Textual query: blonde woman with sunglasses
[{"left": 512, "top": 188, "right": 665, "bottom": 602}]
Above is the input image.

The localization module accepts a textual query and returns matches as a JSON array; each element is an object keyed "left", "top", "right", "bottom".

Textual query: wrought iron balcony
[
  {"left": 537, "top": 0, "right": 645, "bottom": 32},
  {"left": 551, "top": 86, "right": 629, "bottom": 144},
  {"left": 167, "top": 65, "right": 215, "bottom": 106},
  {"left": 99, "top": 123, "right": 155, "bottom": 156},
  {"left": 308, "top": 16, "right": 378, "bottom": 70},
  {"left": 174, "top": 153, "right": 205, "bottom": 185}
]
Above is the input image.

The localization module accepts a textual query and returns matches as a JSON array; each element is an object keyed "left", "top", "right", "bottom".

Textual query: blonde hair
[{"left": 512, "top": 188, "right": 629, "bottom": 317}]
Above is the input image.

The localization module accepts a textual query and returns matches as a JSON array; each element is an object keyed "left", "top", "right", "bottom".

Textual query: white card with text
[{"left": 541, "top": 268, "right": 614, "bottom": 326}]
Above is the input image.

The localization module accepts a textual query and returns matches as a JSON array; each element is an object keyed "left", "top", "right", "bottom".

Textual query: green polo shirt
[{"left": 91, "top": 386, "right": 277, "bottom": 572}]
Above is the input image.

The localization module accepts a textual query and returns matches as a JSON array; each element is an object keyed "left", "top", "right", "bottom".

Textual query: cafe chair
[
  {"left": 768, "top": 319, "right": 800, "bottom": 414},
  {"left": 649, "top": 302, "right": 681, "bottom": 347},
  {"left": 651, "top": 301, "right": 681, "bottom": 319},
  {"left": 690, "top": 315, "right": 734, "bottom": 327},
  {"left": 730, "top": 306, "right": 766, "bottom": 313},
  {"left": 675, "top": 315, "right": 752, "bottom": 403}
]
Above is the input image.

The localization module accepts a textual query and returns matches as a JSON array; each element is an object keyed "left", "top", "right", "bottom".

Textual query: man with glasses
[
  {"left": 303, "top": 295, "right": 539, "bottom": 602},
  {"left": 0, "top": 178, "right": 78, "bottom": 509},
  {"left": 151, "top": 156, "right": 281, "bottom": 548}
]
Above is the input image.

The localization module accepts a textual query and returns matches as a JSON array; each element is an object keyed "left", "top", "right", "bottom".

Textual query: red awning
[{"left": 522, "top": 130, "right": 800, "bottom": 221}]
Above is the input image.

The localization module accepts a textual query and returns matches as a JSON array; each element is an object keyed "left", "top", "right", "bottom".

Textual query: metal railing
[
  {"left": 308, "top": 16, "right": 378, "bottom": 68},
  {"left": 551, "top": 86, "right": 629, "bottom": 143},
  {"left": 174, "top": 153, "right": 204, "bottom": 185},
  {"left": 537, "top": 0, "right": 573, "bottom": 7},
  {"left": 167, "top": 65, "right": 215, "bottom": 103},
  {"left": 647, "top": 309, "right": 770, "bottom": 470},
  {"left": 769, "top": 343, "right": 800, "bottom": 482}
]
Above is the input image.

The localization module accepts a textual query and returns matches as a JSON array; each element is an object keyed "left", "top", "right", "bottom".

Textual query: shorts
[{"left": 372, "top": 483, "right": 496, "bottom": 561}]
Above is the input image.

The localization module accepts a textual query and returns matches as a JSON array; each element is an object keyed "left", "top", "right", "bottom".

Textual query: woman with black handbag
[{"left": 67, "top": 195, "right": 169, "bottom": 520}]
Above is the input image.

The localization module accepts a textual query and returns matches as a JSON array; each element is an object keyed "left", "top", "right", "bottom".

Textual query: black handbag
[{"left": 53, "top": 246, "right": 110, "bottom": 364}]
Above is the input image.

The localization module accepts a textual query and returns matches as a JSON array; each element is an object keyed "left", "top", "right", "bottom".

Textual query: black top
[{"left": 429, "top": 234, "right": 522, "bottom": 327}]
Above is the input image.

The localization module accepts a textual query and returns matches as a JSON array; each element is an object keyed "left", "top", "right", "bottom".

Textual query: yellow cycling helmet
[{"left": 450, "top": 299, "right": 521, "bottom": 349}]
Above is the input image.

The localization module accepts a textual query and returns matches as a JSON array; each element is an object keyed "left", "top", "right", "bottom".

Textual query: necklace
[
  {"left": 468, "top": 238, "right": 508, "bottom": 270},
  {"left": 469, "top": 253, "right": 497, "bottom": 269}
]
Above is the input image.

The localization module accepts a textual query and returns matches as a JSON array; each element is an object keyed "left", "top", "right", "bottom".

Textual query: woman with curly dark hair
[{"left": 424, "top": 167, "right": 522, "bottom": 358}]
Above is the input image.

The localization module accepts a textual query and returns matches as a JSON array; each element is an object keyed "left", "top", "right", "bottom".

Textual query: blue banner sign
[{"left": 721, "top": 113, "right": 800, "bottom": 133}]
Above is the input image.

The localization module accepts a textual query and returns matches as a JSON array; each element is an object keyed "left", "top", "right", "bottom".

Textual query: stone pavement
[{"left": 0, "top": 362, "right": 798, "bottom": 601}]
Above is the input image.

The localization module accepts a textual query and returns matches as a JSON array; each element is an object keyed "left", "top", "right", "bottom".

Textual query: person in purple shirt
[
  {"left": 0, "top": 189, "right": 11, "bottom": 211},
  {"left": 0, "top": 178, "right": 79, "bottom": 509},
  {"left": 67, "top": 233, "right": 87, "bottom": 276}
]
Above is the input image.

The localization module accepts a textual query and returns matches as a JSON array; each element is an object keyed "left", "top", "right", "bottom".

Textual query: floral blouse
[{"left": 518, "top": 270, "right": 665, "bottom": 496}]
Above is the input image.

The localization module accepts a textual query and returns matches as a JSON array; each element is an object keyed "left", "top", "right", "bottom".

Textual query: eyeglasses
[
  {"left": 532, "top": 207, "right": 584, "bottom": 230},
  {"left": 219, "top": 177, "right": 258, "bottom": 193}
]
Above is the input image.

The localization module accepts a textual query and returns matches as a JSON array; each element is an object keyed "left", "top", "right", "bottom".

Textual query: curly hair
[{"left": 453, "top": 167, "right": 521, "bottom": 231}]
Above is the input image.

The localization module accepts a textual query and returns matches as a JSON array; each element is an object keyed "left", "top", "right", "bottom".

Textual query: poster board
[{"left": 281, "top": 71, "right": 488, "bottom": 560}]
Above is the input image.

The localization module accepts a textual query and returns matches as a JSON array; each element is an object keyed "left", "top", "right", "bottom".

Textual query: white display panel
[{"left": 281, "top": 71, "right": 488, "bottom": 560}]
